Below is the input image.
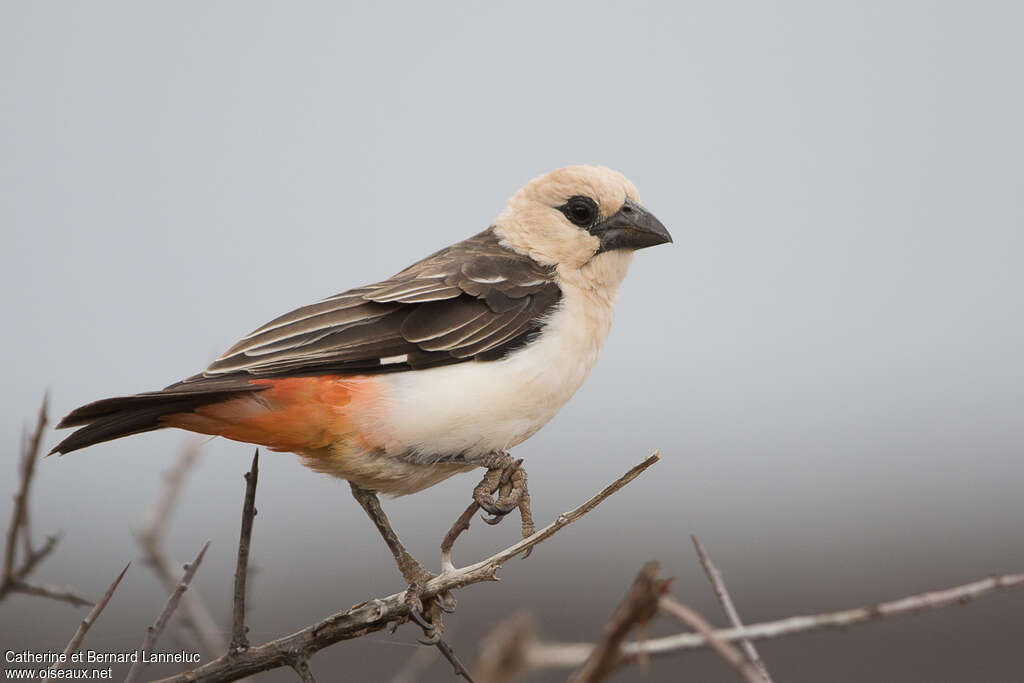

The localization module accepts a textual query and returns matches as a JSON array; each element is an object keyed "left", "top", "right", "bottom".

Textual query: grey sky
[{"left": 2, "top": 2, "right": 1022, "bottom": 681}]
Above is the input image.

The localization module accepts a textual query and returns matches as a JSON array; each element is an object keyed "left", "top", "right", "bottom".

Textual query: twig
[
  {"left": 51, "top": 563, "right": 131, "bottom": 670},
  {"left": 125, "top": 541, "right": 211, "bottom": 683},
  {"left": 12, "top": 533, "right": 60, "bottom": 581},
  {"left": 0, "top": 396, "right": 53, "bottom": 601},
  {"left": 0, "top": 398, "right": 88, "bottom": 608},
  {"left": 231, "top": 450, "right": 259, "bottom": 653},
  {"left": 3, "top": 396, "right": 48, "bottom": 585},
  {"left": 138, "top": 443, "right": 227, "bottom": 656},
  {"left": 569, "top": 562, "right": 668, "bottom": 683},
  {"left": 441, "top": 502, "right": 478, "bottom": 573},
  {"left": 659, "top": 595, "right": 763, "bottom": 683},
  {"left": 151, "top": 452, "right": 661, "bottom": 683},
  {"left": 518, "top": 571, "right": 1024, "bottom": 671},
  {"left": 691, "top": 535, "right": 771, "bottom": 682},
  {"left": 436, "top": 639, "right": 475, "bottom": 683},
  {"left": 18, "top": 428, "right": 34, "bottom": 561},
  {"left": 5, "top": 580, "right": 92, "bottom": 607}
]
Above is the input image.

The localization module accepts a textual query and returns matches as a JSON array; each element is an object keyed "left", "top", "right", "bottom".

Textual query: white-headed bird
[{"left": 52, "top": 165, "right": 671, "bottom": 632}]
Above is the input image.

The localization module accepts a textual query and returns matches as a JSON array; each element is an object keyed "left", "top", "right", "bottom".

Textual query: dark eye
[{"left": 559, "top": 196, "right": 599, "bottom": 227}]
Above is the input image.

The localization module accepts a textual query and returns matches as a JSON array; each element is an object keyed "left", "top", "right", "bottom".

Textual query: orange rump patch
[{"left": 163, "top": 376, "right": 380, "bottom": 453}]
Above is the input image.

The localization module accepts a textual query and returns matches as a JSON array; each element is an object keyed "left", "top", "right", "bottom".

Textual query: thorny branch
[
  {"left": 230, "top": 450, "right": 259, "bottom": 653},
  {"left": 150, "top": 453, "right": 662, "bottom": 683},
  {"left": 0, "top": 396, "right": 91, "bottom": 607},
  {"left": 3, "top": 397, "right": 46, "bottom": 585},
  {"left": 51, "top": 563, "right": 131, "bottom": 671},
  {"left": 11, "top": 402, "right": 1022, "bottom": 683},
  {"left": 125, "top": 541, "right": 211, "bottom": 683}
]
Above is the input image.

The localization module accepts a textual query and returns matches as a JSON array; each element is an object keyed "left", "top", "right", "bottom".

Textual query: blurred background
[{"left": 2, "top": 1, "right": 1022, "bottom": 681}]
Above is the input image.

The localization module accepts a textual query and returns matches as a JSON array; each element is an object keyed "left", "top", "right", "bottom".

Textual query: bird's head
[{"left": 493, "top": 166, "right": 671, "bottom": 284}]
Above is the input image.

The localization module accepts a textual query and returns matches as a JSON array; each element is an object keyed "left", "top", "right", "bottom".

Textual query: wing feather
[{"left": 201, "top": 229, "right": 560, "bottom": 379}]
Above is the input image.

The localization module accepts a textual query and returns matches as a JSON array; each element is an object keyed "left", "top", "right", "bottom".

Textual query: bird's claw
[
  {"left": 473, "top": 458, "right": 526, "bottom": 525},
  {"left": 409, "top": 607, "right": 433, "bottom": 631},
  {"left": 412, "top": 606, "right": 441, "bottom": 644},
  {"left": 439, "top": 590, "right": 457, "bottom": 613},
  {"left": 406, "top": 581, "right": 447, "bottom": 646},
  {"left": 413, "top": 614, "right": 442, "bottom": 647}
]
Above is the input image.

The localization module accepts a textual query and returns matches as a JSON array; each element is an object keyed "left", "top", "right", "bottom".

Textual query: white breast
[{"left": 361, "top": 252, "right": 632, "bottom": 464}]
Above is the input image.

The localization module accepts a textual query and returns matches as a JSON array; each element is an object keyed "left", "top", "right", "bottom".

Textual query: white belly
[{"left": 362, "top": 277, "right": 621, "bottom": 464}]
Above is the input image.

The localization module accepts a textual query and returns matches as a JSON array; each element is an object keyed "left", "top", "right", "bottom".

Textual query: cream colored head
[{"left": 493, "top": 166, "right": 671, "bottom": 280}]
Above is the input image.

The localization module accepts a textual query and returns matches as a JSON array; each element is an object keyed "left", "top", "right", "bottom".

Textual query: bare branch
[
  {"left": 691, "top": 534, "right": 771, "bottom": 682},
  {"left": 659, "top": 595, "right": 763, "bottom": 683},
  {"left": 519, "top": 571, "right": 1024, "bottom": 672},
  {"left": 638, "top": 572, "right": 1024, "bottom": 655},
  {"left": 151, "top": 453, "right": 661, "bottom": 683},
  {"left": 569, "top": 562, "right": 667, "bottom": 683},
  {"left": 13, "top": 533, "right": 60, "bottom": 581},
  {"left": 441, "top": 502, "right": 478, "bottom": 574},
  {"left": 436, "top": 639, "right": 476, "bottom": 683},
  {"left": 1, "top": 396, "right": 47, "bottom": 595},
  {"left": 18, "top": 427, "right": 33, "bottom": 561},
  {"left": 138, "top": 443, "right": 227, "bottom": 656},
  {"left": 125, "top": 541, "right": 211, "bottom": 683},
  {"left": 231, "top": 450, "right": 259, "bottom": 653},
  {"left": 51, "top": 563, "right": 131, "bottom": 670},
  {"left": 1, "top": 397, "right": 102, "bottom": 611},
  {"left": 6, "top": 581, "right": 92, "bottom": 607}
]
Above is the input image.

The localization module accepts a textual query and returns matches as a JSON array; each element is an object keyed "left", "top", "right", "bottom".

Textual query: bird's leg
[{"left": 348, "top": 483, "right": 442, "bottom": 639}]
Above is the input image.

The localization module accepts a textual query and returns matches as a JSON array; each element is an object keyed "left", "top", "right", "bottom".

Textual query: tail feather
[{"left": 52, "top": 380, "right": 265, "bottom": 455}]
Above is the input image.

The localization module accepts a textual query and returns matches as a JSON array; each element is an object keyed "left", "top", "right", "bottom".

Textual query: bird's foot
[
  {"left": 401, "top": 566, "right": 456, "bottom": 643},
  {"left": 473, "top": 455, "right": 522, "bottom": 520},
  {"left": 404, "top": 580, "right": 475, "bottom": 682},
  {"left": 472, "top": 456, "right": 536, "bottom": 551}
]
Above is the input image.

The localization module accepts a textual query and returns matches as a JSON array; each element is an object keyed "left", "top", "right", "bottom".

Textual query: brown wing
[{"left": 189, "top": 229, "right": 561, "bottom": 381}]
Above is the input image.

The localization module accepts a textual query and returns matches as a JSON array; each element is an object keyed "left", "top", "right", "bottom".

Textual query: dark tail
[{"left": 51, "top": 378, "right": 264, "bottom": 455}]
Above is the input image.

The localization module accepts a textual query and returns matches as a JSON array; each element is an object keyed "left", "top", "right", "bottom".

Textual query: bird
[{"left": 51, "top": 164, "right": 671, "bottom": 635}]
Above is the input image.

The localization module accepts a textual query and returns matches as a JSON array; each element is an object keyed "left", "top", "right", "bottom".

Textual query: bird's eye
[{"left": 559, "top": 196, "right": 599, "bottom": 227}]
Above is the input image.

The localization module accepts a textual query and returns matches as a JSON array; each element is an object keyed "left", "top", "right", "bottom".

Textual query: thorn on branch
[
  {"left": 124, "top": 541, "right": 211, "bottom": 683},
  {"left": 51, "top": 563, "right": 130, "bottom": 671}
]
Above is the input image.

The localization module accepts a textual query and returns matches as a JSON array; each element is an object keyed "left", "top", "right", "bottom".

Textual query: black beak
[{"left": 590, "top": 198, "right": 673, "bottom": 253}]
